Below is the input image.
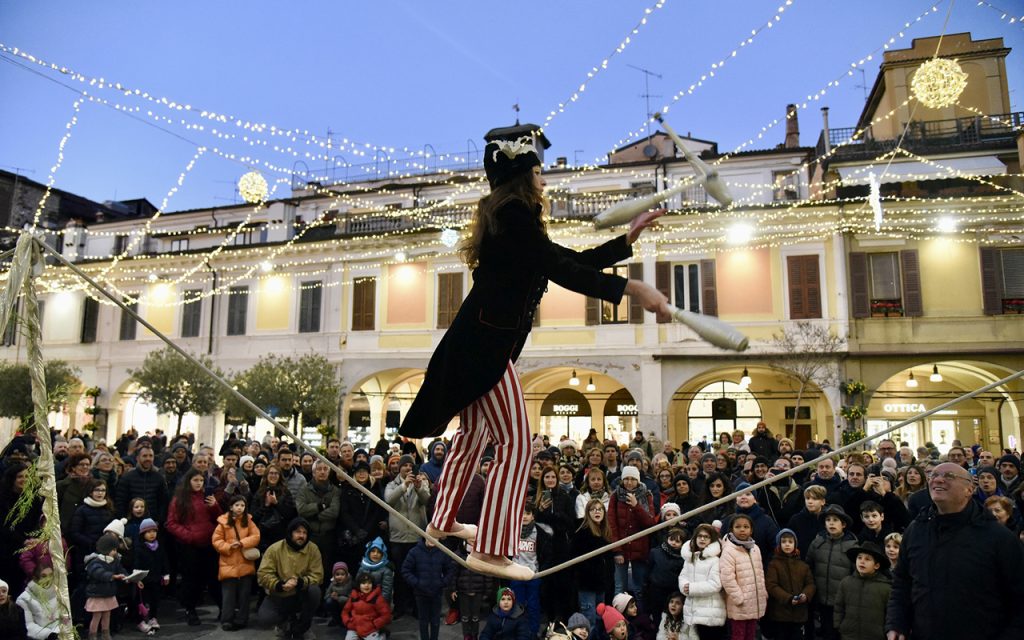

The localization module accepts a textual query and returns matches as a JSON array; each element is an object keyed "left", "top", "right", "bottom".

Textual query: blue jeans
[
  {"left": 509, "top": 578, "right": 541, "bottom": 635},
  {"left": 613, "top": 559, "right": 648, "bottom": 610},
  {"left": 578, "top": 590, "right": 604, "bottom": 630}
]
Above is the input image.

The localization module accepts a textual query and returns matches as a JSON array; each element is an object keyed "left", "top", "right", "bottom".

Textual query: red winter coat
[
  {"left": 166, "top": 490, "right": 222, "bottom": 547},
  {"left": 342, "top": 585, "right": 392, "bottom": 637},
  {"left": 607, "top": 490, "right": 657, "bottom": 561}
]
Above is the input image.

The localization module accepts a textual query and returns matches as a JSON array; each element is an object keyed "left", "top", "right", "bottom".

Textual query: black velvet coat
[{"left": 400, "top": 199, "right": 631, "bottom": 439}]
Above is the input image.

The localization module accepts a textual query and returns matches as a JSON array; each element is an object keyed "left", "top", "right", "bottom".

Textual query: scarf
[
  {"left": 614, "top": 481, "right": 652, "bottom": 510},
  {"left": 84, "top": 496, "right": 107, "bottom": 508},
  {"left": 660, "top": 541, "right": 680, "bottom": 557},
  {"left": 521, "top": 522, "right": 536, "bottom": 540},
  {"left": 145, "top": 540, "right": 159, "bottom": 551},
  {"left": 727, "top": 532, "right": 756, "bottom": 550},
  {"left": 559, "top": 481, "right": 575, "bottom": 493}
]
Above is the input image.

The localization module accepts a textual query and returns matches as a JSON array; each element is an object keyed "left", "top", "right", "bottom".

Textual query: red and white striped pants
[{"left": 430, "top": 360, "right": 532, "bottom": 556}]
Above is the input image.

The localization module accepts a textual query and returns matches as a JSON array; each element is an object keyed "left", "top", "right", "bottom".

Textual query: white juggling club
[
  {"left": 670, "top": 306, "right": 749, "bottom": 352},
  {"left": 653, "top": 112, "right": 734, "bottom": 207},
  {"left": 593, "top": 180, "right": 690, "bottom": 229}
]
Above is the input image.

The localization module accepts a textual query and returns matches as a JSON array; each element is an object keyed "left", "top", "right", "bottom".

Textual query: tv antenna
[
  {"left": 854, "top": 68, "right": 869, "bottom": 102},
  {"left": 627, "top": 64, "right": 662, "bottom": 151}
]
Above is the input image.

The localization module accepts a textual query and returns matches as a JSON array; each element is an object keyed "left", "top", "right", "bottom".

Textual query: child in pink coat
[{"left": 719, "top": 514, "right": 767, "bottom": 640}]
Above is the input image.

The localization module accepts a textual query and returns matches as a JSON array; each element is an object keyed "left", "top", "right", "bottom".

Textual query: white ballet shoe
[
  {"left": 465, "top": 553, "right": 534, "bottom": 581},
  {"left": 426, "top": 522, "right": 478, "bottom": 543}
]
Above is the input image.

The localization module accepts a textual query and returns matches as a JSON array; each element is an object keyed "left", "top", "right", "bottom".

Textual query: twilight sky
[{"left": 1, "top": 0, "right": 1021, "bottom": 211}]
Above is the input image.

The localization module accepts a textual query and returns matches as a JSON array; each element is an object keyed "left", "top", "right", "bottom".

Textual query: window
[
  {"left": 170, "top": 238, "right": 189, "bottom": 252},
  {"left": 352, "top": 277, "right": 375, "bottom": 331},
  {"left": 787, "top": 255, "right": 822, "bottom": 319},
  {"left": 180, "top": 289, "right": 202, "bottom": 338},
  {"left": 81, "top": 297, "right": 99, "bottom": 343},
  {"left": 687, "top": 380, "right": 763, "bottom": 441},
  {"left": 772, "top": 170, "right": 800, "bottom": 201},
  {"left": 436, "top": 272, "right": 463, "bottom": 329},
  {"left": 299, "top": 280, "right": 323, "bottom": 333},
  {"left": 599, "top": 265, "right": 629, "bottom": 324},
  {"left": 980, "top": 247, "right": 1024, "bottom": 314},
  {"left": 226, "top": 286, "right": 248, "bottom": 336},
  {"left": 119, "top": 295, "right": 139, "bottom": 341},
  {"left": 112, "top": 234, "right": 129, "bottom": 255},
  {"left": 673, "top": 263, "right": 702, "bottom": 313},
  {"left": 849, "top": 250, "right": 922, "bottom": 318},
  {"left": 233, "top": 229, "right": 255, "bottom": 246}
]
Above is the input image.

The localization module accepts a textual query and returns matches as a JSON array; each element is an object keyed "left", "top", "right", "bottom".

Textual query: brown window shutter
[
  {"left": 628, "top": 263, "right": 644, "bottom": 324},
  {"left": 849, "top": 252, "right": 869, "bottom": 318},
  {"left": 585, "top": 295, "right": 599, "bottom": 326},
  {"left": 655, "top": 261, "right": 671, "bottom": 323},
  {"left": 437, "top": 273, "right": 463, "bottom": 329},
  {"left": 900, "top": 249, "right": 923, "bottom": 317},
  {"left": 699, "top": 259, "right": 717, "bottom": 317},
  {"left": 979, "top": 247, "right": 1004, "bottom": 315},
  {"left": 787, "top": 255, "right": 822, "bottom": 319},
  {"left": 353, "top": 277, "right": 375, "bottom": 331}
]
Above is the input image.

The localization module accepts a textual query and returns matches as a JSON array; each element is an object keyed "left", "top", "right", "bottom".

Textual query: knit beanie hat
[
  {"left": 0, "top": 578, "right": 8, "bottom": 591},
  {"left": 559, "top": 439, "right": 578, "bottom": 451},
  {"left": 239, "top": 455, "right": 255, "bottom": 467},
  {"left": 496, "top": 586, "right": 516, "bottom": 606},
  {"left": 700, "top": 452, "right": 717, "bottom": 464},
  {"left": 624, "top": 450, "right": 645, "bottom": 464},
  {"left": 734, "top": 481, "right": 752, "bottom": 492},
  {"left": 597, "top": 603, "right": 626, "bottom": 633},
  {"left": 660, "top": 502, "right": 680, "bottom": 518},
  {"left": 567, "top": 613, "right": 590, "bottom": 631},
  {"left": 775, "top": 527, "right": 798, "bottom": 548},
  {"left": 104, "top": 518, "right": 127, "bottom": 538},
  {"left": 998, "top": 454, "right": 1021, "bottom": 471},
  {"left": 611, "top": 592, "right": 634, "bottom": 614},
  {"left": 398, "top": 454, "right": 415, "bottom": 468},
  {"left": 332, "top": 561, "right": 349, "bottom": 575},
  {"left": 620, "top": 466, "right": 640, "bottom": 482},
  {"left": 139, "top": 518, "right": 159, "bottom": 534}
]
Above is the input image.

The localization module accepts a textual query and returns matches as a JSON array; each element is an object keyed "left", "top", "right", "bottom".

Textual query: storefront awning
[
  {"left": 541, "top": 388, "right": 592, "bottom": 416},
  {"left": 604, "top": 388, "right": 638, "bottom": 416},
  {"left": 837, "top": 155, "right": 1006, "bottom": 186}
]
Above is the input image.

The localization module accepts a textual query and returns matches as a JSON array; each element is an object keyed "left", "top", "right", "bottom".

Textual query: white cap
[
  {"left": 620, "top": 466, "right": 641, "bottom": 482},
  {"left": 104, "top": 518, "right": 127, "bottom": 538}
]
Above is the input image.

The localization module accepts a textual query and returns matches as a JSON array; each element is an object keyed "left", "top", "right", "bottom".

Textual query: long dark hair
[
  {"left": 702, "top": 472, "right": 732, "bottom": 504},
  {"left": 226, "top": 495, "right": 250, "bottom": 528},
  {"left": 173, "top": 468, "right": 205, "bottom": 521},
  {"left": 459, "top": 169, "right": 548, "bottom": 268}
]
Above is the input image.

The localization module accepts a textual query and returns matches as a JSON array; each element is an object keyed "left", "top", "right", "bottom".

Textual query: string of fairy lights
[
  {"left": 1, "top": 2, "right": 1021, "bottom": 308},
  {"left": 974, "top": 0, "right": 1024, "bottom": 30}
]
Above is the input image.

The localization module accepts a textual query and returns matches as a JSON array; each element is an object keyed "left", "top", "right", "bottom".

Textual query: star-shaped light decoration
[
  {"left": 869, "top": 172, "right": 883, "bottom": 231},
  {"left": 238, "top": 170, "right": 268, "bottom": 204},
  {"left": 440, "top": 228, "right": 459, "bottom": 249},
  {"left": 911, "top": 58, "right": 968, "bottom": 109}
]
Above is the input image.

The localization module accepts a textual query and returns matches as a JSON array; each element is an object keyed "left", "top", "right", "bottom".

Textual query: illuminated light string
[
  {"left": 608, "top": 0, "right": 796, "bottom": 156},
  {"left": 541, "top": 0, "right": 670, "bottom": 130},
  {"left": 30, "top": 98, "right": 84, "bottom": 230},
  {"left": 974, "top": 0, "right": 1024, "bottom": 29}
]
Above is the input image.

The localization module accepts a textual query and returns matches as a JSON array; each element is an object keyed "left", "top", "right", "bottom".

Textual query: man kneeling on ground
[{"left": 258, "top": 517, "right": 324, "bottom": 640}]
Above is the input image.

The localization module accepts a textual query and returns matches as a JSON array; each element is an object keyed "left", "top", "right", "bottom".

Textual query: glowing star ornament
[
  {"left": 911, "top": 58, "right": 968, "bottom": 109},
  {"left": 440, "top": 228, "right": 459, "bottom": 249},
  {"left": 238, "top": 170, "right": 268, "bottom": 204},
  {"left": 869, "top": 172, "right": 883, "bottom": 231}
]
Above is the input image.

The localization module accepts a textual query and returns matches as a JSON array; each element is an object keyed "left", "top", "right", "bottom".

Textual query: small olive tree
[{"left": 128, "top": 347, "right": 225, "bottom": 437}]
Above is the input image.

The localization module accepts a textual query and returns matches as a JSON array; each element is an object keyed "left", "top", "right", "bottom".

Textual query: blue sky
[{"left": 1, "top": 0, "right": 1021, "bottom": 211}]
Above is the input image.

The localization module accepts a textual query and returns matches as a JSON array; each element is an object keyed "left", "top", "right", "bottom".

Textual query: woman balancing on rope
[{"left": 398, "top": 123, "right": 670, "bottom": 580}]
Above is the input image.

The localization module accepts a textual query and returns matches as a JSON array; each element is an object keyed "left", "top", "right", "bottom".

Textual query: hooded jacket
[
  {"left": 678, "top": 540, "right": 726, "bottom": 630},
  {"left": 341, "top": 584, "right": 392, "bottom": 638},
  {"left": 211, "top": 512, "right": 261, "bottom": 580},
  {"left": 359, "top": 537, "right": 395, "bottom": 604},
  {"left": 765, "top": 546, "right": 815, "bottom": 623},
  {"left": 257, "top": 517, "right": 324, "bottom": 598},
  {"left": 885, "top": 500, "right": 1024, "bottom": 640},
  {"left": 419, "top": 441, "right": 447, "bottom": 484}
]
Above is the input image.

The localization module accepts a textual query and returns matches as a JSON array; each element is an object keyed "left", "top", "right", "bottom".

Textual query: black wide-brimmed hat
[
  {"left": 483, "top": 123, "right": 551, "bottom": 189},
  {"left": 846, "top": 541, "right": 889, "bottom": 570}
]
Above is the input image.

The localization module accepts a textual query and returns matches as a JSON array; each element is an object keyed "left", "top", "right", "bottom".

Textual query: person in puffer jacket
[
  {"left": 677, "top": 523, "right": 726, "bottom": 640},
  {"left": 401, "top": 538, "right": 454, "bottom": 640},
  {"left": 833, "top": 543, "right": 891, "bottom": 640},
  {"left": 16, "top": 565, "right": 61, "bottom": 640},
  {"left": 342, "top": 572, "right": 392, "bottom": 640},
  {"left": 479, "top": 587, "right": 531, "bottom": 640},
  {"left": 805, "top": 505, "right": 857, "bottom": 640},
  {"left": 645, "top": 527, "right": 686, "bottom": 626},
  {"left": 719, "top": 514, "right": 767, "bottom": 640}
]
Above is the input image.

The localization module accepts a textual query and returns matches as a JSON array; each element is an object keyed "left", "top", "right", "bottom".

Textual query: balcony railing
[{"left": 816, "top": 111, "right": 1023, "bottom": 164}]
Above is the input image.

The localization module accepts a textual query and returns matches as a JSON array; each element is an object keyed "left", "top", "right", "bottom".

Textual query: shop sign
[
  {"left": 883, "top": 403, "right": 926, "bottom": 413},
  {"left": 604, "top": 388, "right": 638, "bottom": 417},
  {"left": 553, "top": 404, "right": 580, "bottom": 415}
]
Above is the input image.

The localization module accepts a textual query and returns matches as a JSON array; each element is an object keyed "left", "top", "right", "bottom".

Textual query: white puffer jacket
[
  {"left": 678, "top": 540, "right": 726, "bottom": 636},
  {"left": 16, "top": 580, "right": 60, "bottom": 640}
]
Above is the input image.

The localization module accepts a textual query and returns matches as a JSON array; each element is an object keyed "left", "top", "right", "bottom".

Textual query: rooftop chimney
[{"left": 785, "top": 104, "right": 800, "bottom": 148}]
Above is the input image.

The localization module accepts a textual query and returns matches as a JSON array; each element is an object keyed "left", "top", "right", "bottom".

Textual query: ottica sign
[{"left": 883, "top": 403, "right": 926, "bottom": 413}]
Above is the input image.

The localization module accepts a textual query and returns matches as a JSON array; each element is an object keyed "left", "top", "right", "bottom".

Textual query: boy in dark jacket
[
  {"left": 834, "top": 543, "right": 891, "bottom": 640},
  {"left": 401, "top": 538, "right": 454, "bottom": 640},
  {"left": 764, "top": 528, "right": 815, "bottom": 640},
  {"left": 479, "top": 587, "right": 531, "bottom": 640},
  {"left": 644, "top": 527, "right": 685, "bottom": 626},
  {"left": 806, "top": 505, "right": 857, "bottom": 640}
]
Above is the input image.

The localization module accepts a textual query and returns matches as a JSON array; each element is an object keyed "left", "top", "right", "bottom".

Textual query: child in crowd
[
  {"left": 678, "top": 523, "right": 726, "bottom": 640},
  {"left": 342, "top": 572, "right": 392, "bottom": 640},
  {"left": 833, "top": 543, "right": 891, "bottom": 640},
  {"left": 359, "top": 537, "right": 395, "bottom": 607},
  {"left": 123, "top": 498, "right": 148, "bottom": 549},
  {"left": 480, "top": 587, "right": 531, "bottom": 640},
  {"left": 612, "top": 593, "right": 655, "bottom": 640},
  {"left": 325, "top": 562, "right": 353, "bottom": 627},
  {"left": 567, "top": 612, "right": 591, "bottom": 640},
  {"left": 595, "top": 603, "right": 629, "bottom": 640},
  {"left": 510, "top": 504, "right": 550, "bottom": 638},
  {"left": 856, "top": 501, "right": 890, "bottom": 545},
  {"left": 212, "top": 494, "right": 261, "bottom": 631},
  {"left": 571, "top": 500, "right": 613, "bottom": 629},
  {"left": 882, "top": 532, "right": 902, "bottom": 574},
  {"left": 401, "top": 538, "right": 454, "bottom": 640},
  {"left": 645, "top": 527, "right": 686, "bottom": 625},
  {"left": 0, "top": 577, "right": 27, "bottom": 640},
  {"left": 84, "top": 533, "right": 127, "bottom": 640},
  {"left": 719, "top": 514, "right": 767, "bottom": 640},
  {"left": 132, "top": 518, "right": 169, "bottom": 635},
  {"left": 764, "top": 529, "right": 814, "bottom": 640},
  {"left": 453, "top": 542, "right": 495, "bottom": 640},
  {"left": 806, "top": 505, "right": 857, "bottom": 640},
  {"left": 654, "top": 592, "right": 684, "bottom": 640}
]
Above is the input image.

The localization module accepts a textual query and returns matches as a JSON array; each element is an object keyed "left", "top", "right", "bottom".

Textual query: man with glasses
[
  {"left": 885, "top": 462, "right": 1024, "bottom": 640},
  {"left": 875, "top": 439, "right": 898, "bottom": 463}
]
